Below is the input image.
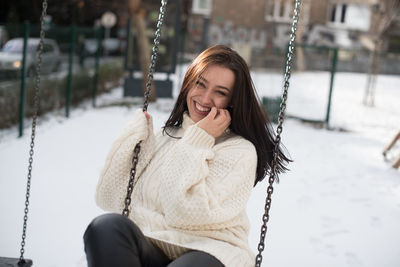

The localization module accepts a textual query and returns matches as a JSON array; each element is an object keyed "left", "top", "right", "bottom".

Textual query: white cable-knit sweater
[{"left": 96, "top": 109, "right": 257, "bottom": 267}]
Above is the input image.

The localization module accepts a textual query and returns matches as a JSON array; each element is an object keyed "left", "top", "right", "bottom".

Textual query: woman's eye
[
  {"left": 196, "top": 81, "right": 206, "bottom": 88},
  {"left": 218, "top": 91, "right": 227, "bottom": 96}
]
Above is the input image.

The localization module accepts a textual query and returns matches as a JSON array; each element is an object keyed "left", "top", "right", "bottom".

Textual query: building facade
[{"left": 187, "top": 0, "right": 399, "bottom": 53}]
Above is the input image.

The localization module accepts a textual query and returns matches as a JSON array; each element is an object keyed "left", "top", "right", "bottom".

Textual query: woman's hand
[
  {"left": 142, "top": 111, "right": 153, "bottom": 139},
  {"left": 144, "top": 111, "right": 150, "bottom": 123},
  {"left": 196, "top": 107, "right": 231, "bottom": 138}
]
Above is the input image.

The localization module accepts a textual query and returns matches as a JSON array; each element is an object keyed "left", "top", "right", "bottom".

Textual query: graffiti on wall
[
  {"left": 207, "top": 21, "right": 267, "bottom": 50},
  {"left": 273, "top": 24, "right": 291, "bottom": 48},
  {"left": 186, "top": 17, "right": 293, "bottom": 52}
]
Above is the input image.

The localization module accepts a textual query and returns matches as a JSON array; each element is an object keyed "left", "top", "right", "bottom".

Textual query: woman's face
[{"left": 186, "top": 65, "right": 235, "bottom": 123}]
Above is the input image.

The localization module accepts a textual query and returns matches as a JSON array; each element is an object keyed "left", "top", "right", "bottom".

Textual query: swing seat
[{"left": 0, "top": 257, "right": 33, "bottom": 267}]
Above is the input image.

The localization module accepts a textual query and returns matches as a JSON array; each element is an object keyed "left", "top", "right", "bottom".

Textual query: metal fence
[
  {"left": 0, "top": 22, "right": 124, "bottom": 136},
  {"left": 250, "top": 44, "right": 400, "bottom": 127},
  {"left": 2, "top": 19, "right": 400, "bottom": 135}
]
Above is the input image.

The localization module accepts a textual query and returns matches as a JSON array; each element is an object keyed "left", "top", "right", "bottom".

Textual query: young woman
[{"left": 84, "top": 45, "right": 290, "bottom": 267}]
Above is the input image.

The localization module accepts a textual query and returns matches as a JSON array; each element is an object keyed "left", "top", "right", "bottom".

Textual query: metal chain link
[
  {"left": 143, "top": 0, "right": 168, "bottom": 112},
  {"left": 123, "top": 0, "right": 168, "bottom": 217},
  {"left": 19, "top": 0, "right": 48, "bottom": 262},
  {"left": 122, "top": 143, "right": 141, "bottom": 216},
  {"left": 255, "top": 0, "right": 302, "bottom": 266}
]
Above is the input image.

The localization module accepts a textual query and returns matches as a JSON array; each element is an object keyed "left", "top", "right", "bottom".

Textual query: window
[
  {"left": 341, "top": 4, "right": 347, "bottom": 23},
  {"left": 330, "top": 3, "right": 347, "bottom": 24},
  {"left": 330, "top": 4, "right": 336, "bottom": 22},
  {"left": 330, "top": 3, "right": 370, "bottom": 31},
  {"left": 192, "top": 0, "right": 212, "bottom": 16},
  {"left": 265, "top": 0, "right": 293, "bottom": 23}
]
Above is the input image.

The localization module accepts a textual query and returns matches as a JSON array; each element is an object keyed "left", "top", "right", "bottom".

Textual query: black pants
[{"left": 83, "top": 213, "right": 224, "bottom": 267}]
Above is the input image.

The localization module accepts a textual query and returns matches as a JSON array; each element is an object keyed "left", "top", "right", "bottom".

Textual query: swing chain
[
  {"left": 255, "top": 0, "right": 301, "bottom": 266},
  {"left": 122, "top": 142, "right": 141, "bottom": 217},
  {"left": 19, "top": 0, "right": 48, "bottom": 262},
  {"left": 123, "top": 0, "right": 168, "bottom": 217},
  {"left": 143, "top": 0, "right": 168, "bottom": 112}
]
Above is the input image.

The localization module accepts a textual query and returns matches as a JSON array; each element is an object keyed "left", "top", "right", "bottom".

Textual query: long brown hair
[{"left": 164, "top": 45, "right": 291, "bottom": 186}]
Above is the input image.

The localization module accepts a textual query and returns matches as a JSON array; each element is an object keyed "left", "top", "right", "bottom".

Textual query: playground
[{"left": 1, "top": 0, "right": 400, "bottom": 266}]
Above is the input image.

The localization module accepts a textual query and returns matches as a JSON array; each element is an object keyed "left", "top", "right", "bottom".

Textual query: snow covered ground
[{"left": 0, "top": 70, "right": 399, "bottom": 267}]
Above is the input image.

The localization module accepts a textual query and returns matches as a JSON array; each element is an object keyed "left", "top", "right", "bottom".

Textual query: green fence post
[
  {"left": 18, "top": 21, "right": 30, "bottom": 137},
  {"left": 92, "top": 26, "right": 102, "bottom": 107},
  {"left": 66, "top": 24, "right": 76, "bottom": 118},
  {"left": 326, "top": 48, "right": 338, "bottom": 129}
]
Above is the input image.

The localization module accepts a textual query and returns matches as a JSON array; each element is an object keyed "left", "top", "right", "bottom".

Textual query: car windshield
[{"left": 1, "top": 40, "right": 36, "bottom": 53}]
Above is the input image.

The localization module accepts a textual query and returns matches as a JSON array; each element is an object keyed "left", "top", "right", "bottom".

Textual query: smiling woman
[{"left": 84, "top": 45, "right": 291, "bottom": 267}]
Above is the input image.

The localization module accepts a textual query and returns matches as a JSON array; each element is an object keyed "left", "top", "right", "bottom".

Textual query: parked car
[{"left": 0, "top": 38, "right": 61, "bottom": 77}]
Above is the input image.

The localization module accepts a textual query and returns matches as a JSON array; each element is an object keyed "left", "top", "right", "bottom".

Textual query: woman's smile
[{"left": 194, "top": 101, "right": 211, "bottom": 114}]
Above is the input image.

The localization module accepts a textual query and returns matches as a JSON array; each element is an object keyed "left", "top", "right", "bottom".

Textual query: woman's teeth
[{"left": 195, "top": 102, "right": 211, "bottom": 112}]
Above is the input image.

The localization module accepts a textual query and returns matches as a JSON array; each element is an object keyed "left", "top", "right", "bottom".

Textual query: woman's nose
[{"left": 200, "top": 90, "right": 213, "bottom": 105}]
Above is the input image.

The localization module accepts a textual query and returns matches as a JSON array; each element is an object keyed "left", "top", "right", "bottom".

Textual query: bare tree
[
  {"left": 364, "top": 0, "right": 399, "bottom": 106},
  {"left": 128, "top": 0, "right": 157, "bottom": 102},
  {"left": 296, "top": 0, "right": 311, "bottom": 72}
]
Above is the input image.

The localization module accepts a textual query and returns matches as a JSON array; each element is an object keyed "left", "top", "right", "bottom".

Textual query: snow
[{"left": 0, "top": 70, "right": 399, "bottom": 267}]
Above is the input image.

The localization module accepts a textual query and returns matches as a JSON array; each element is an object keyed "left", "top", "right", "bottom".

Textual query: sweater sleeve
[
  {"left": 159, "top": 124, "right": 257, "bottom": 230},
  {"left": 96, "top": 109, "right": 156, "bottom": 212}
]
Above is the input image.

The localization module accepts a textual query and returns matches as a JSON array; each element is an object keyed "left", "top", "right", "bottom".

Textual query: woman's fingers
[
  {"left": 144, "top": 111, "right": 151, "bottom": 123},
  {"left": 223, "top": 109, "right": 231, "bottom": 126},
  {"left": 222, "top": 109, "right": 231, "bottom": 122},
  {"left": 215, "top": 108, "right": 231, "bottom": 125},
  {"left": 208, "top": 107, "right": 217, "bottom": 119}
]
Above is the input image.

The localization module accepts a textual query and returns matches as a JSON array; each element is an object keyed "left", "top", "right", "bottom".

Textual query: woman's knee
[
  {"left": 84, "top": 213, "right": 131, "bottom": 243},
  {"left": 84, "top": 213, "right": 144, "bottom": 267}
]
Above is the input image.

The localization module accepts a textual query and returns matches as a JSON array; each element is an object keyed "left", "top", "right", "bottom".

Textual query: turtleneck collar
[{"left": 182, "top": 112, "right": 195, "bottom": 130}]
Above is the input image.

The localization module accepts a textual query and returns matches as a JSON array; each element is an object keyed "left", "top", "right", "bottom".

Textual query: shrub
[{"left": 0, "top": 59, "right": 124, "bottom": 129}]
